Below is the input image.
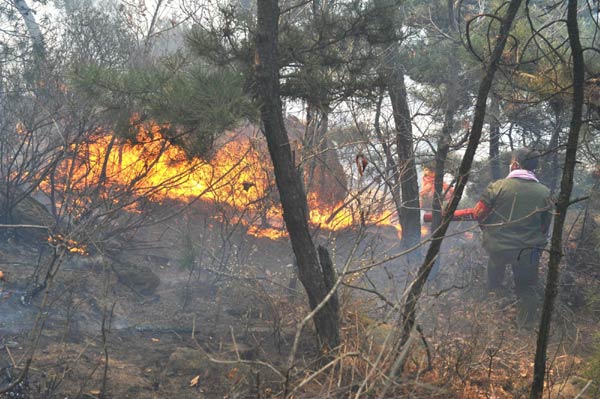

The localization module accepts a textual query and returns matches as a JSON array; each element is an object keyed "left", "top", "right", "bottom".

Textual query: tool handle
[{"left": 423, "top": 208, "right": 476, "bottom": 223}]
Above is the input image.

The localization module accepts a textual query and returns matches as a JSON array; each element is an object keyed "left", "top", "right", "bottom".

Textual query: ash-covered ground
[{"left": 0, "top": 202, "right": 597, "bottom": 399}]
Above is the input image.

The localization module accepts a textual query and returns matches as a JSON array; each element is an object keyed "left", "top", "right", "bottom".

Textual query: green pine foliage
[{"left": 72, "top": 59, "right": 256, "bottom": 157}]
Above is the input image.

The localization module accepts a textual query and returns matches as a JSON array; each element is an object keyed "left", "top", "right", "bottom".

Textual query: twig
[
  {"left": 288, "top": 352, "right": 360, "bottom": 397},
  {"left": 230, "top": 326, "right": 241, "bottom": 361},
  {"left": 567, "top": 196, "right": 589, "bottom": 206},
  {"left": 573, "top": 380, "right": 593, "bottom": 399},
  {"left": 0, "top": 248, "right": 68, "bottom": 394},
  {"left": 416, "top": 325, "right": 432, "bottom": 372},
  {"left": 206, "top": 354, "right": 285, "bottom": 379},
  {"left": 5, "top": 346, "right": 16, "bottom": 368},
  {"left": 376, "top": 332, "right": 417, "bottom": 399},
  {"left": 191, "top": 315, "right": 196, "bottom": 340},
  {"left": 0, "top": 224, "right": 49, "bottom": 230},
  {"left": 285, "top": 235, "right": 363, "bottom": 382}
]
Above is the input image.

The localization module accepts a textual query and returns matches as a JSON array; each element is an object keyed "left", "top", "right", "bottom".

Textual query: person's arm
[
  {"left": 473, "top": 200, "right": 491, "bottom": 223},
  {"left": 474, "top": 181, "right": 498, "bottom": 225},
  {"left": 540, "top": 195, "right": 554, "bottom": 235}
]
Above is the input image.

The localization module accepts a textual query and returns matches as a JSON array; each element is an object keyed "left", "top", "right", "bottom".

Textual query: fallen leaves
[{"left": 227, "top": 367, "right": 239, "bottom": 380}]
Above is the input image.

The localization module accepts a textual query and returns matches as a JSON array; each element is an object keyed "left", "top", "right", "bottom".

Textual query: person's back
[
  {"left": 474, "top": 148, "right": 553, "bottom": 327},
  {"left": 480, "top": 177, "right": 552, "bottom": 253}
]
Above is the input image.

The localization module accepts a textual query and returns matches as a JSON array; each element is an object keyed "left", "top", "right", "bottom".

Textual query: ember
[{"left": 47, "top": 234, "right": 88, "bottom": 255}]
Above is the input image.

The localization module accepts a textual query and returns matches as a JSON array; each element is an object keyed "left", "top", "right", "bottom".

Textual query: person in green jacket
[{"left": 473, "top": 148, "right": 553, "bottom": 326}]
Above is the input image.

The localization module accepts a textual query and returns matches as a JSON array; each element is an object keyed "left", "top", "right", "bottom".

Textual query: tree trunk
[
  {"left": 13, "top": 0, "right": 45, "bottom": 58},
  {"left": 432, "top": 0, "right": 460, "bottom": 230},
  {"left": 542, "top": 101, "right": 563, "bottom": 193},
  {"left": 489, "top": 93, "right": 502, "bottom": 181},
  {"left": 12, "top": 0, "right": 46, "bottom": 98},
  {"left": 373, "top": 0, "right": 421, "bottom": 250},
  {"left": 254, "top": 0, "right": 340, "bottom": 351},
  {"left": 374, "top": 95, "right": 404, "bottom": 225},
  {"left": 530, "top": 0, "right": 584, "bottom": 396},
  {"left": 304, "top": 104, "right": 329, "bottom": 193},
  {"left": 388, "top": 61, "right": 422, "bottom": 250},
  {"left": 392, "top": 0, "right": 523, "bottom": 373}
]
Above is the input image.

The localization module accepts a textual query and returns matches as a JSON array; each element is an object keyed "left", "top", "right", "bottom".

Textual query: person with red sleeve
[{"left": 473, "top": 148, "right": 553, "bottom": 326}]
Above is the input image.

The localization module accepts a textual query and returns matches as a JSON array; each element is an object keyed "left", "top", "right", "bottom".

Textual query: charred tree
[
  {"left": 530, "top": 0, "right": 585, "bottom": 396},
  {"left": 389, "top": 0, "right": 523, "bottom": 376},
  {"left": 254, "top": 0, "right": 340, "bottom": 351}
]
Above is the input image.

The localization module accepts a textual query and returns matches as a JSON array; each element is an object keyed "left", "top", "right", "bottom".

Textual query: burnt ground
[{"left": 0, "top": 203, "right": 598, "bottom": 398}]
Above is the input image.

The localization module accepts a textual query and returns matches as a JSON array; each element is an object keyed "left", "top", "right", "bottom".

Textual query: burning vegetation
[
  {"left": 36, "top": 119, "right": 401, "bottom": 241},
  {"left": 1, "top": 0, "right": 600, "bottom": 398}
]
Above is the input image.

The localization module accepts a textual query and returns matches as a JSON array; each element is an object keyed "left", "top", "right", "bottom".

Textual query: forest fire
[
  {"left": 47, "top": 234, "right": 88, "bottom": 255},
  {"left": 42, "top": 122, "right": 403, "bottom": 240}
]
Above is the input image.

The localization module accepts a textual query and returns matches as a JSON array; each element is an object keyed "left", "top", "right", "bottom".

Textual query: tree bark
[
  {"left": 542, "top": 101, "right": 563, "bottom": 193},
  {"left": 393, "top": 0, "right": 523, "bottom": 372},
  {"left": 12, "top": 0, "right": 45, "bottom": 57},
  {"left": 389, "top": 69, "right": 422, "bottom": 250},
  {"left": 254, "top": 0, "right": 340, "bottom": 351},
  {"left": 530, "top": 0, "right": 584, "bottom": 396},
  {"left": 304, "top": 104, "right": 329, "bottom": 193},
  {"left": 489, "top": 93, "right": 502, "bottom": 181},
  {"left": 432, "top": 0, "right": 460, "bottom": 230},
  {"left": 374, "top": 95, "right": 404, "bottom": 225},
  {"left": 373, "top": 0, "right": 421, "bottom": 250}
]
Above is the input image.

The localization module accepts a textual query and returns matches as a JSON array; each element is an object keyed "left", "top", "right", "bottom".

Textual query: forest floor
[{"left": 0, "top": 203, "right": 598, "bottom": 398}]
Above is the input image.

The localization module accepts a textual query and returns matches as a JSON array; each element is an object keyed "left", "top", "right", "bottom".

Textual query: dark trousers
[{"left": 487, "top": 248, "right": 541, "bottom": 323}]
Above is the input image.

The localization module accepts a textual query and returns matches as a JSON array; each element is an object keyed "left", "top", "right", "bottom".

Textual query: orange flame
[
  {"left": 48, "top": 234, "right": 88, "bottom": 255},
  {"left": 41, "top": 121, "right": 406, "bottom": 240}
]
